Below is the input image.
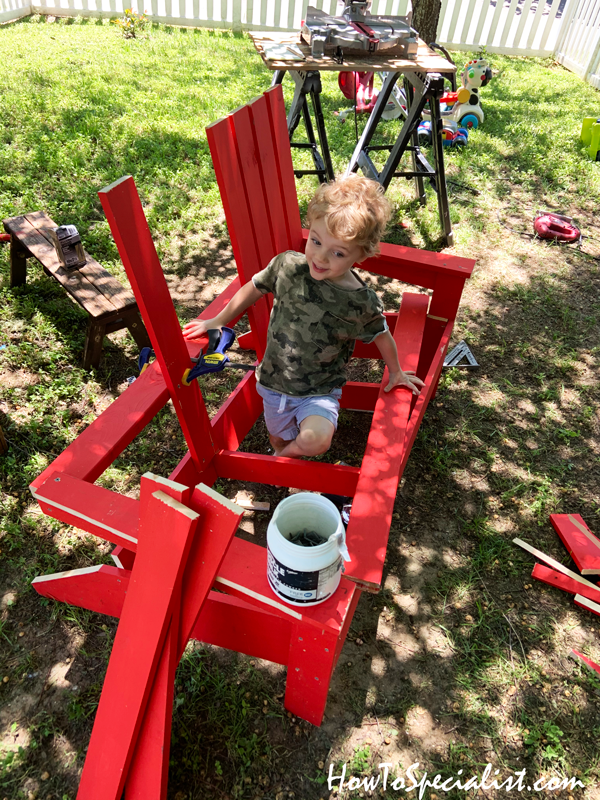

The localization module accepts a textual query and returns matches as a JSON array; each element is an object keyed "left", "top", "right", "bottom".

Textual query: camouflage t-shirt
[{"left": 252, "top": 251, "right": 387, "bottom": 397}]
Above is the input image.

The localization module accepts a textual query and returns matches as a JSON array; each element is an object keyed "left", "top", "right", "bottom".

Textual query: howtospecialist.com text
[{"left": 328, "top": 762, "right": 585, "bottom": 796}]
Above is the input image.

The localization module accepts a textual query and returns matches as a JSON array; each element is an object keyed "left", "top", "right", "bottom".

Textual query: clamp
[{"left": 182, "top": 327, "right": 255, "bottom": 386}]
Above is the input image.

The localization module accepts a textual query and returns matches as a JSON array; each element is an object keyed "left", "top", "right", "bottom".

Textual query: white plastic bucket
[{"left": 266, "top": 493, "right": 349, "bottom": 606}]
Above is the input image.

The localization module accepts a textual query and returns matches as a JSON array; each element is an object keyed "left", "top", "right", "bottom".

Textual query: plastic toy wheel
[{"left": 459, "top": 113, "right": 479, "bottom": 129}]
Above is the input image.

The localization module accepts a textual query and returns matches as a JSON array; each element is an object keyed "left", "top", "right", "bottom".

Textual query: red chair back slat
[{"left": 206, "top": 85, "right": 303, "bottom": 353}]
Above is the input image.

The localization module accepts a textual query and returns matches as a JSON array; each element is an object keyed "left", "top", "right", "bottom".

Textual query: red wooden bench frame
[{"left": 29, "top": 85, "right": 474, "bottom": 797}]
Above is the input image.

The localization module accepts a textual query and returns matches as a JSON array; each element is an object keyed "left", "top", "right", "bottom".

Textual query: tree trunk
[{"left": 411, "top": 0, "right": 442, "bottom": 45}]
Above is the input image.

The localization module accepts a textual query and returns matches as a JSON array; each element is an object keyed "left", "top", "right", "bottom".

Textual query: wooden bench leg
[
  {"left": 123, "top": 309, "right": 151, "bottom": 350},
  {"left": 0, "top": 424, "right": 7, "bottom": 455},
  {"left": 83, "top": 319, "right": 106, "bottom": 370},
  {"left": 9, "top": 234, "right": 28, "bottom": 288}
]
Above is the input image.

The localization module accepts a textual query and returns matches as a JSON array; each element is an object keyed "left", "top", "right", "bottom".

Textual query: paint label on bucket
[{"left": 267, "top": 549, "right": 342, "bottom": 604}]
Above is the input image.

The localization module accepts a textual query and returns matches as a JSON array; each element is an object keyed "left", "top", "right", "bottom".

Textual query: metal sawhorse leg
[
  {"left": 345, "top": 70, "right": 454, "bottom": 247},
  {"left": 272, "top": 69, "right": 335, "bottom": 183}
]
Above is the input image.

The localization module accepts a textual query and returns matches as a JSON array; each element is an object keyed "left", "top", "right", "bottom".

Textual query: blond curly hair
[{"left": 305, "top": 174, "right": 392, "bottom": 259}]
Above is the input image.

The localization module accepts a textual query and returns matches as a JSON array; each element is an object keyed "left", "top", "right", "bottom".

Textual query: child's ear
[{"left": 355, "top": 248, "right": 369, "bottom": 264}]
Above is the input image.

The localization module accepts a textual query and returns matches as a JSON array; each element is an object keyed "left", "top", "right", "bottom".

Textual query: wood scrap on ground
[
  {"left": 233, "top": 490, "right": 270, "bottom": 512},
  {"left": 513, "top": 537, "right": 600, "bottom": 592},
  {"left": 531, "top": 563, "right": 600, "bottom": 604},
  {"left": 574, "top": 594, "right": 600, "bottom": 618},
  {"left": 550, "top": 513, "right": 600, "bottom": 575},
  {"left": 569, "top": 649, "right": 600, "bottom": 678}
]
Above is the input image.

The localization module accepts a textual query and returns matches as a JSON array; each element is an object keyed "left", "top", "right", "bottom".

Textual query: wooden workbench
[
  {"left": 249, "top": 30, "right": 456, "bottom": 74},
  {"left": 249, "top": 31, "right": 457, "bottom": 245}
]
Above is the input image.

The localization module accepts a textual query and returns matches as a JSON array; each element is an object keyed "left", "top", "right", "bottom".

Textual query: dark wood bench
[{"left": 3, "top": 211, "right": 150, "bottom": 369}]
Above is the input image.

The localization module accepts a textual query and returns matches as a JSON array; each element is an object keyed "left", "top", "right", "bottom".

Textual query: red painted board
[
  {"left": 111, "top": 545, "right": 136, "bottom": 571},
  {"left": 531, "top": 563, "right": 600, "bottom": 605},
  {"left": 32, "top": 565, "right": 129, "bottom": 618},
  {"left": 177, "top": 484, "right": 245, "bottom": 656},
  {"left": 168, "top": 454, "right": 218, "bottom": 492},
  {"left": 190, "top": 592, "right": 292, "bottom": 666},
  {"left": 126, "top": 483, "right": 244, "bottom": 797},
  {"left": 30, "top": 361, "right": 169, "bottom": 489},
  {"left": 264, "top": 87, "right": 304, "bottom": 253},
  {"left": 332, "top": 588, "right": 361, "bottom": 670},
  {"left": 550, "top": 514, "right": 600, "bottom": 575},
  {"left": 125, "top": 594, "right": 181, "bottom": 800},
  {"left": 98, "top": 176, "right": 216, "bottom": 470},
  {"left": 215, "top": 536, "right": 357, "bottom": 635},
  {"left": 237, "top": 330, "right": 257, "bottom": 351},
  {"left": 574, "top": 594, "right": 600, "bottom": 618},
  {"left": 340, "top": 382, "right": 380, "bottom": 412},
  {"left": 344, "top": 293, "right": 429, "bottom": 590},
  {"left": 396, "top": 320, "right": 453, "bottom": 480},
  {"left": 231, "top": 99, "right": 279, "bottom": 271},
  {"left": 124, "top": 475, "right": 192, "bottom": 800},
  {"left": 214, "top": 451, "right": 360, "bottom": 497},
  {"left": 33, "top": 560, "right": 293, "bottom": 669},
  {"left": 513, "top": 538, "right": 600, "bottom": 591},
  {"left": 570, "top": 649, "right": 600, "bottom": 678},
  {"left": 284, "top": 624, "right": 339, "bottom": 726},
  {"left": 206, "top": 113, "right": 271, "bottom": 356},
  {"left": 210, "top": 369, "right": 262, "bottom": 452},
  {"left": 76, "top": 490, "right": 198, "bottom": 800},
  {"left": 427, "top": 273, "right": 468, "bottom": 324},
  {"left": 31, "top": 472, "right": 139, "bottom": 550}
]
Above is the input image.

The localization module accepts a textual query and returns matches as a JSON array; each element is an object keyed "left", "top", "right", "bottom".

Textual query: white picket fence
[{"left": 2, "top": 0, "right": 599, "bottom": 90}]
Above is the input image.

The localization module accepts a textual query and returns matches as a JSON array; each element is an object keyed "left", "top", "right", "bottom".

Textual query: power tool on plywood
[{"left": 301, "top": 0, "right": 418, "bottom": 59}]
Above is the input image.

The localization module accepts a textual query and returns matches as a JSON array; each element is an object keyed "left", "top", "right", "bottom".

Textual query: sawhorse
[
  {"left": 272, "top": 69, "right": 335, "bottom": 182},
  {"left": 345, "top": 70, "right": 454, "bottom": 246}
]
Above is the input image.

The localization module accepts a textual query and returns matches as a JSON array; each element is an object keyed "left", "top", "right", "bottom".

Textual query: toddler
[{"left": 183, "top": 175, "right": 424, "bottom": 458}]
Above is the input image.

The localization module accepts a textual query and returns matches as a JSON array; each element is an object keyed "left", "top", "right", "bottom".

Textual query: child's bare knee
[{"left": 298, "top": 420, "right": 334, "bottom": 455}]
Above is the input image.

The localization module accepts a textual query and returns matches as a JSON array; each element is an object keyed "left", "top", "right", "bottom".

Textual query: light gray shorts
[{"left": 256, "top": 383, "right": 343, "bottom": 442}]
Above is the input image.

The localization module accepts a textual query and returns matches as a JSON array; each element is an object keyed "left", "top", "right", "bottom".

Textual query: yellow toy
[{"left": 581, "top": 117, "right": 600, "bottom": 161}]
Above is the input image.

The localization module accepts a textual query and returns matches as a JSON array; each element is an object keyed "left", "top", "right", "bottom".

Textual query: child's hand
[
  {"left": 182, "top": 317, "right": 222, "bottom": 340},
  {"left": 384, "top": 370, "right": 425, "bottom": 395}
]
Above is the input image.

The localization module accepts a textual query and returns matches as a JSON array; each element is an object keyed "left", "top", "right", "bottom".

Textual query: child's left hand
[{"left": 384, "top": 370, "right": 425, "bottom": 395}]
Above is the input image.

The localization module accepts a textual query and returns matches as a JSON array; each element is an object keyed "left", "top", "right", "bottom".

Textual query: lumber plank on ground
[
  {"left": 550, "top": 513, "right": 600, "bottom": 574},
  {"left": 574, "top": 594, "right": 600, "bottom": 618},
  {"left": 569, "top": 649, "right": 600, "bottom": 677},
  {"left": 531, "top": 563, "right": 600, "bottom": 604},
  {"left": 513, "top": 538, "right": 600, "bottom": 592}
]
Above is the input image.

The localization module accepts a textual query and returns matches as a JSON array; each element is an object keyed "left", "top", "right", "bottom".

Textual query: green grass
[{"left": 1, "top": 14, "right": 600, "bottom": 800}]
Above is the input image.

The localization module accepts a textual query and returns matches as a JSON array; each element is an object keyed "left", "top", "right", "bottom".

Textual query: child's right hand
[{"left": 182, "top": 317, "right": 222, "bottom": 340}]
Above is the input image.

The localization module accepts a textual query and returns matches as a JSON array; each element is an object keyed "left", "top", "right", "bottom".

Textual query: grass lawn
[{"left": 1, "top": 13, "right": 600, "bottom": 800}]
